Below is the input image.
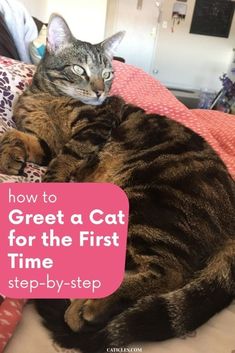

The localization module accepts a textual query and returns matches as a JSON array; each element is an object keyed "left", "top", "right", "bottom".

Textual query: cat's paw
[
  {"left": 42, "top": 167, "right": 72, "bottom": 182},
  {"left": 42, "top": 158, "right": 69, "bottom": 182},
  {"left": 42, "top": 169, "right": 62, "bottom": 182},
  {"left": 64, "top": 300, "right": 87, "bottom": 331},
  {"left": 42, "top": 155, "right": 80, "bottom": 182},
  {"left": 64, "top": 298, "right": 114, "bottom": 332},
  {"left": 0, "top": 131, "right": 27, "bottom": 175}
]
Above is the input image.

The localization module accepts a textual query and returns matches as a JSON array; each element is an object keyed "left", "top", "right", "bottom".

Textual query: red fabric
[
  {"left": 0, "top": 299, "right": 25, "bottom": 351},
  {"left": 111, "top": 61, "right": 235, "bottom": 179}
]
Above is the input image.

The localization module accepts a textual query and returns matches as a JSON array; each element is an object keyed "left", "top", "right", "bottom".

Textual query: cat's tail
[
  {"left": 35, "top": 240, "right": 235, "bottom": 353},
  {"left": 104, "top": 239, "right": 235, "bottom": 350}
]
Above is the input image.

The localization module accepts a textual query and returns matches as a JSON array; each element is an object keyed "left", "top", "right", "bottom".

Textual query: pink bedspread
[
  {"left": 111, "top": 61, "right": 235, "bottom": 178},
  {"left": 0, "top": 57, "right": 235, "bottom": 352}
]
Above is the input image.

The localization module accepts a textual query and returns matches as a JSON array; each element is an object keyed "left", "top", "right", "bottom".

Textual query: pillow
[
  {"left": 0, "top": 56, "right": 45, "bottom": 182},
  {"left": 0, "top": 57, "right": 34, "bottom": 132},
  {"left": 0, "top": 298, "right": 26, "bottom": 352}
]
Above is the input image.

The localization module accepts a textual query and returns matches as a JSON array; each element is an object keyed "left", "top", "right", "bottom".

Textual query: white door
[{"left": 105, "top": 0, "right": 163, "bottom": 75}]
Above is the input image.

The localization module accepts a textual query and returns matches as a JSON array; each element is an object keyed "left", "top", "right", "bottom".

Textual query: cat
[{"left": 1, "top": 14, "right": 235, "bottom": 353}]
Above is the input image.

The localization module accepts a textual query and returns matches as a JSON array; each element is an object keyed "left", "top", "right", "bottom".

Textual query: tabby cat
[{"left": 0, "top": 14, "right": 235, "bottom": 353}]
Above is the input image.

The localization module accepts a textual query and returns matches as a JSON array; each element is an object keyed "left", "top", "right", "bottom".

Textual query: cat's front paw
[
  {"left": 42, "top": 155, "right": 79, "bottom": 182},
  {"left": 64, "top": 299, "right": 87, "bottom": 331},
  {"left": 0, "top": 131, "right": 27, "bottom": 175},
  {"left": 42, "top": 169, "right": 63, "bottom": 182},
  {"left": 42, "top": 166, "right": 72, "bottom": 182},
  {"left": 64, "top": 297, "right": 117, "bottom": 332},
  {"left": 42, "top": 156, "right": 69, "bottom": 182}
]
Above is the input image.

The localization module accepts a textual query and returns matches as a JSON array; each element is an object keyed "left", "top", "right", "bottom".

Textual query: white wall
[
  {"left": 154, "top": 0, "right": 235, "bottom": 91},
  {"left": 17, "top": 0, "right": 48, "bottom": 22},
  {"left": 47, "top": 0, "right": 107, "bottom": 43},
  {"left": 18, "top": 0, "right": 108, "bottom": 43}
]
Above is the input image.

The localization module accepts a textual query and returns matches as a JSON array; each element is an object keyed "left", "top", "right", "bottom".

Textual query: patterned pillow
[{"left": 0, "top": 56, "right": 45, "bottom": 183}]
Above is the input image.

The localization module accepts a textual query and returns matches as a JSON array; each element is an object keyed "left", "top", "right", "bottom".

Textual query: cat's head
[{"left": 38, "top": 14, "right": 125, "bottom": 105}]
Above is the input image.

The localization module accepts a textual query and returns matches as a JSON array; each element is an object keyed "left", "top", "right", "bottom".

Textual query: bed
[{"left": 0, "top": 56, "right": 235, "bottom": 353}]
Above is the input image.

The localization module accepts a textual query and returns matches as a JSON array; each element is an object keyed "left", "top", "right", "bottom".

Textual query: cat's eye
[
  {"left": 72, "top": 65, "right": 85, "bottom": 76},
  {"left": 102, "top": 70, "right": 113, "bottom": 80}
]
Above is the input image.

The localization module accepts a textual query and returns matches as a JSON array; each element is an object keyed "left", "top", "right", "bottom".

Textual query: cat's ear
[
  {"left": 47, "top": 14, "right": 73, "bottom": 53},
  {"left": 101, "top": 31, "right": 125, "bottom": 59}
]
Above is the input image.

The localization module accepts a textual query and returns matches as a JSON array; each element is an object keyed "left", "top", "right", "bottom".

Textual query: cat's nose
[
  {"left": 95, "top": 90, "right": 103, "bottom": 98},
  {"left": 90, "top": 78, "right": 104, "bottom": 98}
]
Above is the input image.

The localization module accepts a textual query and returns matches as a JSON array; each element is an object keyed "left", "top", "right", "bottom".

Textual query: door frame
[{"left": 105, "top": 0, "right": 162, "bottom": 76}]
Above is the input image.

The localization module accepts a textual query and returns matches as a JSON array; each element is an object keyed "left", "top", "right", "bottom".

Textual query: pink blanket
[
  {"left": 0, "top": 57, "right": 235, "bottom": 351},
  {"left": 111, "top": 61, "right": 235, "bottom": 178}
]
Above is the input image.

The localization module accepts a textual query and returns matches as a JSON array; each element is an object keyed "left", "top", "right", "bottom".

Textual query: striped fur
[{"left": 1, "top": 14, "right": 235, "bottom": 353}]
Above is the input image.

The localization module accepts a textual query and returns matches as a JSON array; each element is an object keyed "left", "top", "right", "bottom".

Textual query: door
[{"left": 105, "top": 0, "right": 163, "bottom": 75}]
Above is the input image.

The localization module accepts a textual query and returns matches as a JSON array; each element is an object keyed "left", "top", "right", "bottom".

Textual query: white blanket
[{"left": 0, "top": 0, "right": 38, "bottom": 63}]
